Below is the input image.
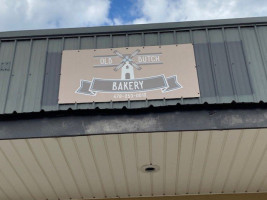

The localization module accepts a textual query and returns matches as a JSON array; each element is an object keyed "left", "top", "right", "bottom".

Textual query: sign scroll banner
[
  {"left": 58, "top": 44, "right": 200, "bottom": 103},
  {"left": 76, "top": 75, "right": 182, "bottom": 96}
]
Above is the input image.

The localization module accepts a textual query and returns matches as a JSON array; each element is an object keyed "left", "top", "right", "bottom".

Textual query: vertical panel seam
[
  {"left": 149, "top": 134, "right": 154, "bottom": 196},
  {"left": 58, "top": 37, "right": 65, "bottom": 110},
  {"left": 190, "top": 30, "right": 203, "bottom": 104},
  {"left": 173, "top": 31, "right": 177, "bottom": 44},
  {"left": 39, "top": 38, "right": 49, "bottom": 111},
  {"left": 21, "top": 39, "right": 33, "bottom": 112},
  {"left": 254, "top": 25, "right": 267, "bottom": 89},
  {"left": 210, "top": 131, "right": 229, "bottom": 192},
  {"left": 222, "top": 28, "right": 238, "bottom": 101},
  {"left": 87, "top": 136, "right": 107, "bottom": 197},
  {"left": 234, "top": 129, "right": 260, "bottom": 192},
  {"left": 126, "top": 34, "right": 129, "bottom": 47},
  {"left": 186, "top": 131, "right": 198, "bottom": 194},
  {"left": 142, "top": 33, "right": 145, "bottom": 46},
  {"left": 174, "top": 132, "right": 182, "bottom": 195},
  {"left": 57, "top": 139, "right": 83, "bottom": 198},
  {"left": 118, "top": 135, "right": 131, "bottom": 196},
  {"left": 0, "top": 183, "right": 11, "bottom": 200},
  {"left": 110, "top": 34, "right": 113, "bottom": 48},
  {"left": 245, "top": 139, "right": 267, "bottom": 192},
  {"left": 158, "top": 32, "right": 161, "bottom": 46},
  {"left": 238, "top": 26, "right": 257, "bottom": 101},
  {"left": 0, "top": 145, "right": 36, "bottom": 200},
  {"left": 258, "top": 163, "right": 267, "bottom": 192},
  {"left": 41, "top": 139, "right": 71, "bottom": 198},
  {"left": 25, "top": 140, "right": 59, "bottom": 199},
  {"left": 133, "top": 134, "right": 142, "bottom": 196},
  {"left": 163, "top": 132, "right": 167, "bottom": 195},
  {"left": 221, "top": 130, "right": 243, "bottom": 193},
  {"left": 78, "top": 36, "right": 81, "bottom": 50},
  {"left": 0, "top": 166, "right": 21, "bottom": 200},
  {"left": 72, "top": 137, "right": 95, "bottom": 198},
  {"left": 10, "top": 140, "right": 48, "bottom": 199},
  {"left": 102, "top": 135, "right": 119, "bottom": 197},
  {"left": 206, "top": 29, "right": 220, "bottom": 102},
  {"left": 198, "top": 131, "right": 213, "bottom": 193},
  {"left": 3, "top": 40, "right": 17, "bottom": 113}
]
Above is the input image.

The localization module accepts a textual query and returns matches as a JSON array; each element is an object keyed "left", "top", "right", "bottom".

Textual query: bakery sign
[{"left": 58, "top": 44, "right": 200, "bottom": 104}]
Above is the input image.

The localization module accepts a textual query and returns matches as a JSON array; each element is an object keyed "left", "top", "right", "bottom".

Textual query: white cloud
[
  {"left": 0, "top": 0, "right": 266, "bottom": 32},
  {"left": 130, "top": 0, "right": 267, "bottom": 24},
  {"left": 0, "top": 0, "right": 111, "bottom": 31}
]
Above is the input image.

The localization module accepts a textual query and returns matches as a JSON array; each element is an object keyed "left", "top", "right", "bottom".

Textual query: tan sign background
[{"left": 58, "top": 44, "right": 200, "bottom": 104}]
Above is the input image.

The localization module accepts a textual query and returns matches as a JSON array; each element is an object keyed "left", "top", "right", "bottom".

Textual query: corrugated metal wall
[{"left": 1, "top": 22, "right": 267, "bottom": 114}]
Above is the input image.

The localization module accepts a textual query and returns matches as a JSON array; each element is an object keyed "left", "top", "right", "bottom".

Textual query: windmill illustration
[{"left": 113, "top": 49, "right": 141, "bottom": 80}]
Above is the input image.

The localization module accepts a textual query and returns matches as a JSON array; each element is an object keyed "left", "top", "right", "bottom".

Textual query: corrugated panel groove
[
  {"left": 5, "top": 40, "right": 31, "bottom": 113},
  {"left": 20, "top": 39, "right": 33, "bottom": 112},
  {"left": 24, "top": 39, "right": 48, "bottom": 112},
  {"left": 87, "top": 136, "right": 108, "bottom": 197},
  {"left": 254, "top": 26, "right": 267, "bottom": 84},
  {"left": 240, "top": 27, "right": 267, "bottom": 101},
  {"left": 205, "top": 29, "right": 220, "bottom": 102},
  {"left": 25, "top": 140, "right": 60, "bottom": 199},
  {"left": 245, "top": 140, "right": 267, "bottom": 192},
  {"left": 0, "top": 40, "right": 16, "bottom": 113},
  {"left": 222, "top": 28, "right": 238, "bottom": 101},
  {"left": 221, "top": 130, "right": 243, "bottom": 193},
  {"left": 41, "top": 38, "right": 63, "bottom": 109},
  {"left": 197, "top": 131, "right": 212, "bottom": 193}
]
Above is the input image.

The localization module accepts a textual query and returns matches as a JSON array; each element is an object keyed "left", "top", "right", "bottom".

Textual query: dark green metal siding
[{"left": 0, "top": 17, "right": 267, "bottom": 114}]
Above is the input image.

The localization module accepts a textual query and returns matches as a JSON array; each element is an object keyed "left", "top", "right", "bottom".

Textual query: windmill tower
[{"left": 114, "top": 50, "right": 141, "bottom": 80}]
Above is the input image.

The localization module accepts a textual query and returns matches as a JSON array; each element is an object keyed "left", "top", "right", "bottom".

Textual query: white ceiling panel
[{"left": 0, "top": 129, "right": 266, "bottom": 200}]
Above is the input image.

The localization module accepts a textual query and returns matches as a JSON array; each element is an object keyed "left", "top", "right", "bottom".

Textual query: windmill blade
[
  {"left": 130, "top": 49, "right": 140, "bottom": 58},
  {"left": 131, "top": 62, "right": 142, "bottom": 70},
  {"left": 114, "top": 62, "right": 125, "bottom": 71},
  {"left": 114, "top": 50, "right": 124, "bottom": 58}
]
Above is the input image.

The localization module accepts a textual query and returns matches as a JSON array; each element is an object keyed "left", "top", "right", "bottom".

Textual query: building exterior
[{"left": 0, "top": 17, "right": 267, "bottom": 200}]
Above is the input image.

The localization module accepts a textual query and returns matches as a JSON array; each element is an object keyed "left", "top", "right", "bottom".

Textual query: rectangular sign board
[{"left": 58, "top": 44, "right": 200, "bottom": 104}]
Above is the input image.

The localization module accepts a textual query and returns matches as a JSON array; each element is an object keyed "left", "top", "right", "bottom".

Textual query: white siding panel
[
  {"left": 188, "top": 131, "right": 211, "bottom": 194},
  {"left": 223, "top": 129, "right": 256, "bottom": 193},
  {"left": 89, "top": 136, "right": 117, "bottom": 198},
  {"left": 73, "top": 136, "right": 106, "bottom": 198},
  {"left": 176, "top": 131, "right": 195, "bottom": 194},
  {"left": 165, "top": 132, "right": 179, "bottom": 195},
  {"left": 136, "top": 133, "right": 152, "bottom": 196},
  {"left": 27, "top": 139, "right": 69, "bottom": 199},
  {"left": 200, "top": 131, "right": 226, "bottom": 193},
  {"left": 42, "top": 138, "right": 81, "bottom": 199},
  {"left": 58, "top": 137, "right": 94, "bottom": 199},
  {"left": 120, "top": 134, "right": 141, "bottom": 196}
]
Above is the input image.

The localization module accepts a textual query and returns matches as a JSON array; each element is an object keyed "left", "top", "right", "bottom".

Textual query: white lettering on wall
[
  {"left": 100, "top": 57, "right": 113, "bottom": 65},
  {"left": 112, "top": 81, "right": 144, "bottom": 91},
  {"left": 138, "top": 55, "right": 160, "bottom": 63}
]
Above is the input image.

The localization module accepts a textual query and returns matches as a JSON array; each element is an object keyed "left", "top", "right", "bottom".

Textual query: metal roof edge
[
  {"left": 1, "top": 16, "right": 267, "bottom": 39},
  {"left": 1, "top": 106, "right": 267, "bottom": 140}
]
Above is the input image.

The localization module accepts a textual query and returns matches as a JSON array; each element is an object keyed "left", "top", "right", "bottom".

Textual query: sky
[{"left": 0, "top": 0, "right": 267, "bottom": 32}]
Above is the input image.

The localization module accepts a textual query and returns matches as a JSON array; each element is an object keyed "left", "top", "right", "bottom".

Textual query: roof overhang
[
  {"left": 1, "top": 106, "right": 267, "bottom": 139},
  {"left": 1, "top": 16, "right": 267, "bottom": 39}
]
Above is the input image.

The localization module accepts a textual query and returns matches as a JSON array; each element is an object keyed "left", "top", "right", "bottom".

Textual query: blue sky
[
  {"left": 0, "top": 0, "right": 267, "bottom": 32},
  {"left": 108, "top": 0, "right": 135, "bottom": 24}
]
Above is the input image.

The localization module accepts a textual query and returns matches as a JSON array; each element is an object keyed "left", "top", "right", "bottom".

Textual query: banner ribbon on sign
[{"left": 76, "top": 75, "right": 182, "bottom": 96}]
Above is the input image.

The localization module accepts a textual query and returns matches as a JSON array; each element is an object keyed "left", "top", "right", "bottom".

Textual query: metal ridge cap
[{"left": 0, "top": 16, "right": 267, "bottom": 39}]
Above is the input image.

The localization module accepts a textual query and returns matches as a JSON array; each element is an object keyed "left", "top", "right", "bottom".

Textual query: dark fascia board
[
  {"left": 1, "top": 16, "right": 267, "bottom": 40},
  {"left": 1, "top": 106, "right": 267, "bottom": 140}
]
